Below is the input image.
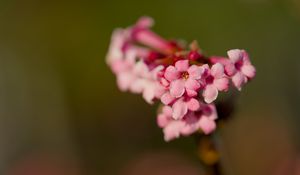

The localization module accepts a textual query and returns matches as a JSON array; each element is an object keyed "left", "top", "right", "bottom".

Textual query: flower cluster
[{"left": 106, "top": 17, "right": 256, "bottom": 141}]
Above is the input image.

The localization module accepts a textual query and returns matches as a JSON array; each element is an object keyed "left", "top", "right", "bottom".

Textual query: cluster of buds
[{"left": 106, "top": 17, "right": 256, "bottom": 141}]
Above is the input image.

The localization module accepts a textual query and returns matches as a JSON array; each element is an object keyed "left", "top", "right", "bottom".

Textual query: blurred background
[{"left": 0, "top": 0, "right": 300, "bottom": 174}]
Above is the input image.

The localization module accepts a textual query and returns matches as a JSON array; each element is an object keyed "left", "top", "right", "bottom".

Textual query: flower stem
[{"left": 195, "top": 134, "right": 222, "bottom": 175}]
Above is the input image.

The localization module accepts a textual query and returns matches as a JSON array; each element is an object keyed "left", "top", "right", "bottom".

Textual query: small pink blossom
[
  {"left": 202, "top": 63, "right": 229, "bottom": 103},
  {"left": 227, "top": 49, "right": 256, "bottom": 90},
  {"left": 106, "top": 29, "right": 129, "bottom": 65},
  {"left": 160, "top": 94, "right": 199, "bottom": 120},
  {"left": 164, "top": 60, "right": 203, "bottom": 98},
  {"left": 171, "top": 97, "right": 200, "bottom": 120},
  {"left": 160, "top": 91, "right": 175, "bottom": 105},
  {"left": 111, "top": 49, "right": 164, "bottom": 104},
  {"left": 157, "top": 104, "right": 217, "bottom": 142},
  {"left": 131, "top": 17, "right": 176, "bottom": 54},
  {"left": 113, "top": 50, "right": 137, "bottom": 92},
  {"left": 130, "top": 60, "right": 165, "bottom": 104},
  {"left": 209, "top": 56, "right": 236, "bottom": 76},
  {"left": 135, "top": 63, "right": 166, "bottom": 104}
]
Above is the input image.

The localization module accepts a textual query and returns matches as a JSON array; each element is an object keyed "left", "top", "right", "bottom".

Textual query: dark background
[{"left": 0, "top": 0, "right": 300, "bottom": 174}]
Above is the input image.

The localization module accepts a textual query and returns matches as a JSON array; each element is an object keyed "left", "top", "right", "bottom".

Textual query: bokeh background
[{"left": 1, "top": 0, "right": 300, "bottom": 174}]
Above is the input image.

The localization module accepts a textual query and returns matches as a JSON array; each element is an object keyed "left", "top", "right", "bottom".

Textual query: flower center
[
  {"left": 206, "top": 75, "right": 214, "bottom": 84},
  {"left": 235, "top": 60, "right": 243, "bottom": 70},
  {"left": 181, "top": 72, "right": 189, "bottom": 80}
]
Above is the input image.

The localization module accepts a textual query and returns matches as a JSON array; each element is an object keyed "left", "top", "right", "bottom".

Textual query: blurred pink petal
[
  {"left": 163, "top": 121, "right": 185, "bottom": 141},
  {"left": 143, "top": 83, "right": 156, "bottom": 104},
  {"left": 175, "top": 60, "right": 189, "bottom": 72},
  {"left": 241, "top": 64, "right": 256, "bottom": 78},
  {"left": 203, "top": 85, "right": 218, "bottom": 103},
  {"left": 232, "top": 72, "right": 245, "bottom": 90},
  {"left": 211, "top": 63, "right": 224, "bottom": 78},
  {"left": 186, "top": 89, "right": 197, "bottom": 97},
  {"left": 187, "top": 98, "right": 200, "bottom": 111},
  {"left": 157, "top": 106, "right": 173, "bottom": 128},
  {"left": 198, "top": 116, "right": 216, "bottom": 134},
  {"left": 188, "top": 65, "right": 203, "bottom": 79},
  {"left": 227, "top": 49, "right": 243, "bottom": 62},
  {"left": 161, "top": 92, "right": 175, "bottom": 105},
  {"left": 136, "top": 16, "right": 154, "bottom": 28},
  {"left": 172, "top": 99, "right": 188, "bottom": 120},
  {"left": 185, "top": 78, "right": 200, "bottom": 91},
  {"left": 164, "top": 66, "right": 180, "bottom": 81},
  {"left": 170, "top": 79, "right": 185, "bottom": 98},
  {"left": 214, "top": 77, "right": 229, "bottom": 91}
]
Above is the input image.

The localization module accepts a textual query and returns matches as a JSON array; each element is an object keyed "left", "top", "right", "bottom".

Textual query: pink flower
[
  {"left": 157, "top": 105, "right": 184, "bottom": 141},
  {"left": 108, "top": 37, "right": 164, "bottom": 104},
  {"left": 202, "top": 63, "right": 229, "bottom": 103},
  {"left": 106, "top": 29, "right": 129, "bottom": 65},
  {"left": 157, "top": 104, "right": 217, "bottom": 142},
  {"left": 209, "top": 56, "right": 236, "bottom": 76},
  {"left": 171, "top": 97, "right": 200, "bottom": 120},
  {"left": 106, "top": 18, "right": 155, "bottom": 68},
  {"left": 181, "top": 104, "right": 217, "bottom": 136},
  {"left": 131, "top": 17, "right": 176, "bottom": 54},
  {"left": 111, "top": 50, "right": 163, "bottom": 104},
  {"left": 111, "top": 50, "right": 137, "bottom": 92},
  {"left": 164, "top": 60, "right": 203, "bottom": 98},
  {"left": 227, "top": 49, "right": 256, "bottom": 90},
  {"left": 132, "top": 61, "right": 165, "bottom": 104}
]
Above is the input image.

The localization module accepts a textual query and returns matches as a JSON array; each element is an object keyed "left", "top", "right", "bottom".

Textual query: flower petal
[
  {"left": 133, "top": 61, "right": 149, "bottom": 76},
  {"left": 130, "top": 79, "right": 145, "bottom": 93},
  {"left": 162, "top": 105, "right": 173, "bottom": 116},
  {"left": 200, "top": 64, "right": 210, "bottom": 77},
  {"left": 150, "top": 65, "right": 164, "bottom": 79},
  {"left": 186, "top": 89, "right": 198, "bottom": 97},
  {"left": 185, "top": 78, "right": 200, "bottom": 91},
  {"left": 154, "top": 83, "right": 166, "bottom": 98},
  {"left": 232, "top": 72, "right": 245, "bottom": 90},
  {"left": 172, "top": 99, "right": 188, "bottom": 120},
  {"left": 136, "top": 16, "right": 154, "bottom": 28},
  {"left": 117, "top": 73, "right": 134, "bottom": 91},
  {"left": 211, "top": 63, "right": 224, "bottom": 78},
  {"left": 160, "top": 77, "right": 170, "bottom": 87},
  {"left": 227, "top": 49, "right": 242, "bottom": 62},
  {"left": 241, "top": 64, "right": 256, "bottom": 79},
  {"left": 198, "top": 117, "right": 216, "bottom": 134},
  {"left": 163, "top": 121, "right": 184, "bottom": 141},
  {"left": 214, "top": 77, "right": 229, "bottom": 91},
  {"left": 106, "top": 29, "right": 126, "bottom": 65},
  {"left": 157, "top": 106, "right": 172, "bottom": 128},
  {"left": 180, "top": 113, "right": 200, "bottom": 135},
  {"left": 125, "top": 49, "right": 137, "bottom": 65},
  {"left": 111, "top": 60, "right": 128, "bottom": 74},
  {"left": 207, "top": 104, "right": 218, "bottom": 120},
  {"left": 187, "top": 98, "right": 200, "bottom": 111},
  {"left": 202, "top": 104, "right": 218, "bottom": 120},
  {"left": 170, "top": 79, "right": 185, "bottom": 98},
  {"left": 241, "top": 50, "right": 251, "bottom": 63},
  {"left": 161, "top": 92, "right": 175, "bottom": 105},
  {"left": 175, "top": 60, "right": 189, "bottom": 72},
  {"left": 224, "top": 62, "right": 236, "bottom": 76},
  {"left": 187, "top": 65, "right": 203, "bottom": 79},
  {"left": 142, "top": 83, "right": 155, "bottom": 104},
  {"left": 157, "top": 114, "right": 169, "bottom": 128},
  {"left": 164, "top": 66, "right": 180, "bottom": 81},
  {"left": 203, "top": 85, "right": 218, "bottom": 103}
]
